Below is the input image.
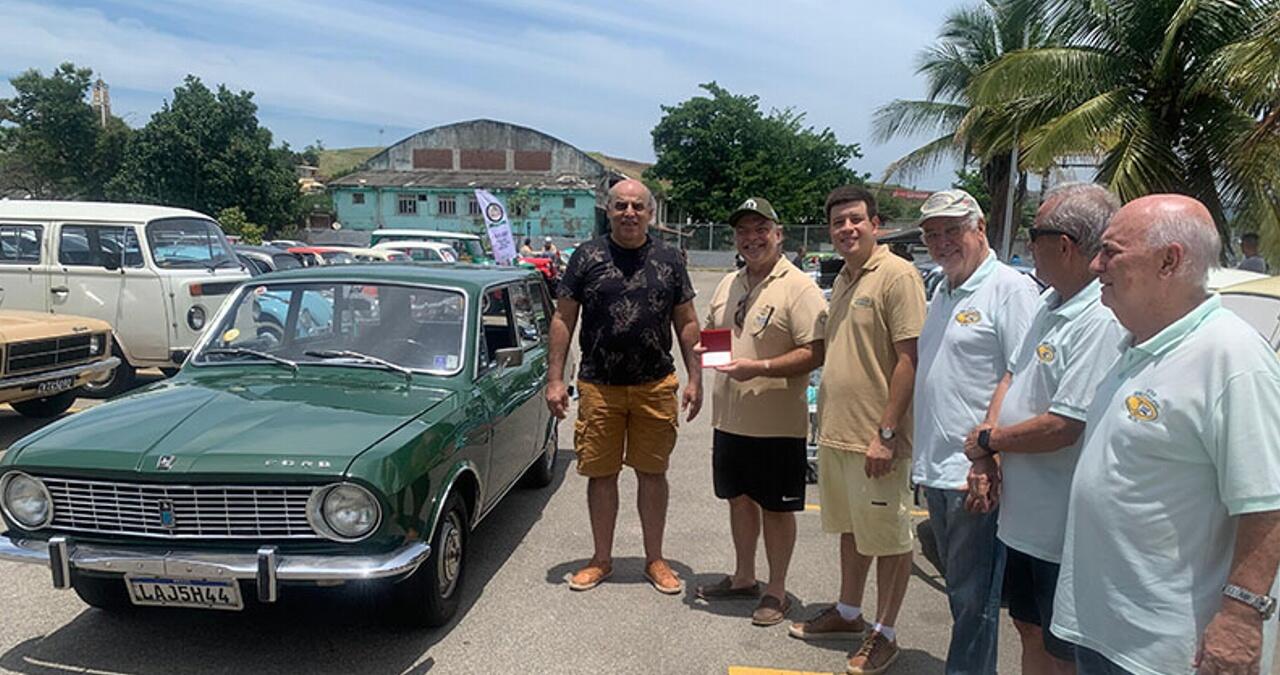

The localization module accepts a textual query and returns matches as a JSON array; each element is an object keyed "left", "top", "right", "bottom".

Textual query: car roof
[
  {"left": 252, "top": 262, "right": 540, "bottom": 292},
  {"left": 0, "top": 200, "right": 214, "bottom": 223},
  {"left": 374, "top": 240, "right": 454, "bottom": 250},
  {"left": 1219, "top": 274, "right": 1280, "bottom": 297},
  {"left": 288, "top": 246, "right": 350, "bottom": 254},
  {"left": 373, "top": 229, "right": 483, "bottom": 241},
  {"left": 236, "top": 245, "right": 294, "bottom": 256}
]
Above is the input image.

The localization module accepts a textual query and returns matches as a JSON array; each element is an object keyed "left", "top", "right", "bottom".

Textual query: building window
[
  {"left": 468, "top": 197, "right": 481, "bottom": 215},
  {"left": 438, "top": 195, "right": 457, "bottom": 216},
  {"left": 563, "top": 197, "right": 576, "bottom": 209},
  {"left": 352, "top": 193, "right": 365, "bottom": 205},
  {"left": 398, "top": 196, "right": 417, "bottom": 215},
  {"left": 417, "top": 193, "right": 430, "bottom": 202}
]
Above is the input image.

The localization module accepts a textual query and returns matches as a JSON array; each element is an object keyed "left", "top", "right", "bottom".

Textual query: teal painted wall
[{"left": 333, "top": 187, "right": 597, "bottom": 239}]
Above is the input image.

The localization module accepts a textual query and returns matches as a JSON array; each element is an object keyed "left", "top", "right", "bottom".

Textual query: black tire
[
  {"left": 71, "top": 573, "right": 134, "bottom": 612},
  {"left": 11, "top": 390, "right": 77, "bottom": 418},
  {"left": 81, "top": 347, "right": 135, "bottom": 399},
  {"left": 388, "top": 493, "right": 469, "bottom": 628},
  {"left": 520, "top": 422, "right": 558, "bottom": 488},
  {"left": 159, "top": 367, "right": 180, "bottom": 378}
]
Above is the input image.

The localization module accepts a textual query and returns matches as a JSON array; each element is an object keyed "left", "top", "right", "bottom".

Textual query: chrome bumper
[
  {"left": 0, "top": 534, "right": 430, "bottom": 603},
  {"left": 0, "top": 357, "right": 120, "bottom": 392}
]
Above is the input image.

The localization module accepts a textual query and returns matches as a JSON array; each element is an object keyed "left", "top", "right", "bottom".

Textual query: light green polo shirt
[
  {"left": 997, "top": 280, "right": 1126, "bottom": 562},
  {"left": 1051, "top": 296, "right": 1280, "bottom": 675},
  {"left": 912, "top": 250, "right": 1041, "bottom": 489}
]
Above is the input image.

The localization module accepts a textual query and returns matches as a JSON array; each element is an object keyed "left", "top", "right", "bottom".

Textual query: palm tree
[
  {"left": 970, "top": 0, "right": 1280, "bottom": 253},
  {"left": 873, "top": 0, "right": 1054, "bottom": 248}
]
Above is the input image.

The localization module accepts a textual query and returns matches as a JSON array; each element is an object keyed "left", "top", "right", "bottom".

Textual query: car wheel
[
  {"left": 521, "top": 422, "right": 558, "bottom": 488},
  {"left": 10, "top": 390, "right": 78, "bottom": 418},
  {"left": 81, "top": 347, "right": 136, "bottom": 399},
  {"left": 388, "top": 492, "right": 468, "bottom": 628},
  {"left": 71, "top": 573, "right": 134, "bottom": 612}
]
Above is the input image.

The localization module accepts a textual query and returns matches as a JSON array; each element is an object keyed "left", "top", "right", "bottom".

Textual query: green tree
[
  {"left": 0, "top": 63, "right": 130, "bottom": 199},
  {"left": 108, "top": 75, "right": 299, "bottom": 229},
  {"left": 647, "top": 82, "right": 863, "bottom": 224},
  {"left": 951, "top": 169, "right": 992, "bottom": 214},
  {"left": 873, "top": 0, "right": 1055, "bottom": 249},
  {"left": 970, "top": 0, "right": 1280, "bottom": 253},
  {"left": 216, "top": 206, "right": 265, "bottom": 244}
]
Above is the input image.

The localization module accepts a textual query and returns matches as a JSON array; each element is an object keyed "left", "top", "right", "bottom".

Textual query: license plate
[
  {"left": 35, "top": 377, "right": 74, "bottom": 395},
  {"left": 125, "top": 575, "right": 244, "bottom": 611}
]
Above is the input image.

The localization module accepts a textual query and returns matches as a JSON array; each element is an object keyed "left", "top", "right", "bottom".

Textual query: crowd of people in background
[{"left": 545, "top": 177, "right": 1280, "bottom": 675}]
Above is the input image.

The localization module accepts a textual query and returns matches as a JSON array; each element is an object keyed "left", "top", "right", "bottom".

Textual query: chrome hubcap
[{"left": 437, "top": 513, "right": 463, "bottom": 598}]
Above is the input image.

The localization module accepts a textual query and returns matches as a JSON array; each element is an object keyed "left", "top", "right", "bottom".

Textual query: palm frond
[
  {"left": 969, "top": 46, "right": 1118, "bottom": 107},
  {"left": 872, "top": 100, "right": 971, "bottom": 144},
  {"left": 1021, "top": 89, "right": 1131, "bottom": 166},
  {"left": 880, "top": 134, "right": 966, "bottom": 182}
]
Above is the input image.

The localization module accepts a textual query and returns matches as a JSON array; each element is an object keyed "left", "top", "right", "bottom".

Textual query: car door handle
[{"left": 50, "top": 286, "right": 69, "bottom": 294}]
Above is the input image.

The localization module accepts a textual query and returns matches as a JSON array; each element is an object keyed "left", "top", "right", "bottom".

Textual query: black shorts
[
  {"left": 712, "top": 430, "right": 807, "bottom": 512},
  {"left": 1005, "top": 546, "right": 1075, "bottom": 661}
]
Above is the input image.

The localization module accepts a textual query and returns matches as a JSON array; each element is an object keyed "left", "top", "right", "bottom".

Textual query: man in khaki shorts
[
  {"left": 789, "top": 186, "right": 926, "bottom": 675},
  {"left": 694, "top": 197, "right": 827, "bottom": 626},
  {"left": 546, "top": 179, "right": 703, "bottom": 595}
]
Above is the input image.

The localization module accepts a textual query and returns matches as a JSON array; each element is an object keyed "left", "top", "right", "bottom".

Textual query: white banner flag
[{"left": 474, "top": 189, "right": 518, "bottom": 266}]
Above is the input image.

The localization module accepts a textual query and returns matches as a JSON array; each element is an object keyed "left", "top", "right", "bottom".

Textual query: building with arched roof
[{"left": 328, "top": 119, "right": 626, "bottom": 240}]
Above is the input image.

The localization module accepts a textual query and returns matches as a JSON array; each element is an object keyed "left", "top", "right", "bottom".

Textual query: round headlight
[
  {"left": 316, "top": 484, "right": 380, "bottom": 541},
  {"left": 187, "top": 305, "right": 207, "bottom": 331},
  {"left": 1, "top": 472, "right": 53, "bottom": 529}
]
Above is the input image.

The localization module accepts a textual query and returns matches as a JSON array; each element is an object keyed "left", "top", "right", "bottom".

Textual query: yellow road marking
[
  {"left": 729, "top": 668, "right": 834, "bottom": 675},
  {"left": 803, "top": 503, "right": 928, "bottom": 517}
]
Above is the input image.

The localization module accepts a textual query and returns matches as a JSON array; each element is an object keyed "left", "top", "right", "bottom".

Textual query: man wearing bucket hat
[
  {"left": 695, "top": 197, "right": 827, "bottom": 627},
  {"left": 912, "top": 188, "right": 1040, "bottom": 674}
]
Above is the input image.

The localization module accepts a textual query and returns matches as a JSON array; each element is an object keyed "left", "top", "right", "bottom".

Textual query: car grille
[
  {"left": 40, "top": 477, "right": 319, "bottom": 539},
  {"left": 6, "top": 335, "right": 95, "bottom": 376}
]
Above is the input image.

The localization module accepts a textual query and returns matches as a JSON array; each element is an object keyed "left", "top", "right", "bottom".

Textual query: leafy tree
[
  {"left": 951, "top": 169, "right": 992, "bottom": 214},
  {"left": 647, "top": 82, "right": 863, "bottom": 224},
  {"left": 108, "top": 76, "right": 299, "bottom": 229},
  {"left": 0, "top": 63, "right": 130, "bottom": 199},
  {"left": 970, "top": 0, "right": 1280, "bottom": 254},
  {"left": 216, "top": 206, "right": 265, "bottom": 244},
  {"left": 873, "top": 0, "right": 1055, "bottom": 249}
]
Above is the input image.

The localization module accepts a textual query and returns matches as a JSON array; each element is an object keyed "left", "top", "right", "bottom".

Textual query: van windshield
[{"left": 147, "top": 218, "right": 238, "bottom": 269}]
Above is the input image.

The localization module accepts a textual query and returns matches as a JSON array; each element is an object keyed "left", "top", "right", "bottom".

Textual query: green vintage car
[{"left": 0, "top": 263, "right": 559, "bottom": 627}]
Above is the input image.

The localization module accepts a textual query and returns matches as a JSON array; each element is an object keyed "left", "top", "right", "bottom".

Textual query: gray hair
[
  {"left": 1146, "top": 208, "right": 1221, "bottom": 290},
  {"left": 1040, "top": 182, "right": 1120, "bottom": 257}
]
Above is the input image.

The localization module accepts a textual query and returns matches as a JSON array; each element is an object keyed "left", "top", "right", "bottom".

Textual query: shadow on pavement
[{"left": 0, "top": 448, "right": 570, "bottom": 675}]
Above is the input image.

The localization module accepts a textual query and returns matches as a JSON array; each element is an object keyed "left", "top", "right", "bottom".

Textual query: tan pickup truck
[{"left": 0, "top": 312, "right": 119, "bottom": 418}]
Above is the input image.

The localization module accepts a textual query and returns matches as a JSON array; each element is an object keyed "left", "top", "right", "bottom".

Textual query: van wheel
[
  {"left": 11, "top": 390, "right": 77, "bottom": 418},
  {"left": 387, "top": 493, "right": 468, "bottom": 628},
  {"left": 521, "top": 423, "right": 557, "bottom": 488},
  {"left": 81, "top": 347, "right": 136, "bottom": 399}
]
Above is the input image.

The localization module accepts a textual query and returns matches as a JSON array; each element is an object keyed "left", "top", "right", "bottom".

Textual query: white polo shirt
[
  {"left": 996, "top": 280, "right": 1125, "bottom": 562},
  {"left": 1051, "top": 296, "right": 1280, "bottom": 675},
  {"left": 912, "top": 250, "right": 1040, "bottom": 489}
]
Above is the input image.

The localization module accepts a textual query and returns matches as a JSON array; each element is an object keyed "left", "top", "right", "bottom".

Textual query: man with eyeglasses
[
  {"left": 787, "top": 186, "right": 926, "bottom": 675},
  {"left": 962, "top": 183, "right": 1126, "bottom": 675},
  {"left": 912, "top": 188, "right": 1040, "bottom": 674},
  {"left": 695, "top": 197, "right": 827, "bottom": 628},
  {"left": 548, "top": 178, "right": 703, "bottom": 596}
]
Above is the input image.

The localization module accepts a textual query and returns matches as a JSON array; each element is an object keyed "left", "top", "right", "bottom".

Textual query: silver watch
[
  {"left": 879, "top": 427, "right": 896, "bottom": 441},
  {"left": 1223, "top": 583, "right": 1277, "bottom": 620}
]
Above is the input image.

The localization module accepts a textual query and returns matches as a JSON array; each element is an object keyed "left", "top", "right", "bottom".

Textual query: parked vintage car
[
  {"left": 0, "top": 264, "right": 560, "bottom": 627},
  {"left": 369, "top": 230, "right": 492, "bottom": 264},
  {"left": 373, "top": 241, "right": 459, "bottom": 263},
  {"left": 0, "top": 312, "right": 119, "bottom": 417},
  {"left": 234, "top": 245, "right": 305, "bottom": 275},
  {"left": 1219, "top": 274, "right": 1280, "bottom": 352},
  {"left": 287, "top": 246, "right": 358, "bottom": 267}
]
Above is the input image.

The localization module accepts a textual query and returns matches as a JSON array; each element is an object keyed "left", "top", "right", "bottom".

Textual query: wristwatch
[
  {"left": 879, "top": 427, "right": 896, "bottom": 442},
  {"left": 977, "top": 428, "right": 997, "bottom": 456},
  {"left": 1223, "top": 583, "right": 1277, "bottom": 620}
]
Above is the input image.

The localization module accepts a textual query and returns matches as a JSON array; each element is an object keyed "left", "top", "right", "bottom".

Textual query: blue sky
[{"left": 2, "top": 0, "right": 967, "bottom": 189}]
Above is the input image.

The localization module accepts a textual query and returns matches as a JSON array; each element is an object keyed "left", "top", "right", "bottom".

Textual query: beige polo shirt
[
  {"left": 705, "top": 256, "right": 828, "bottom": 439},
  {"left": 818, "top": 245, "right": 926, "bottom": 453}
]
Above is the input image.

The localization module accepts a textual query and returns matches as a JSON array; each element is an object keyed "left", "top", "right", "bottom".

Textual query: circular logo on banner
[{"left": 485, "top": 203, "right": 504, "bottom": 223}]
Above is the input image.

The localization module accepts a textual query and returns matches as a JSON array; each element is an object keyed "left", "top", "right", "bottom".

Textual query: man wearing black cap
[{"left": 695, "top": 197, "right": 828, "bottom": 627}]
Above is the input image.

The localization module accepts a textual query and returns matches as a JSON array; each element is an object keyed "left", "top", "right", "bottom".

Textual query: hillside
[{"left": 316, "top": 146, "right": 383, "bottom": 179}]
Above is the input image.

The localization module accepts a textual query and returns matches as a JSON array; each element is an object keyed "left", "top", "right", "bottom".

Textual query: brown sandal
[{"left": 695, "top": 575, "right": 762, "bottom": 600}]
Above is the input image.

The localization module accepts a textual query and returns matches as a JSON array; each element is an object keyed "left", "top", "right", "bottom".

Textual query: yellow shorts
[
  {"left": 818, "top": 444, "right": 914, "bottom": 556},
  {"left": 574, "top": 373, "right": 679, "bottom": 477}
]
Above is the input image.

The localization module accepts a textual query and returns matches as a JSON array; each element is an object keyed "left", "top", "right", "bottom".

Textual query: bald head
[
  {"left": 1113, "top": 194, "right": 1220, "bottom": 290},
  {"left": 606, "top": 179, "right": 656, "bottom": 247},
  {"left": 607, "top": 179, "right": 656, "bottom": 213}
]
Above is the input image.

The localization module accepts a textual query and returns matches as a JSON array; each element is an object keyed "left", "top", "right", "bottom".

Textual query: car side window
[
  {"left": 59, "top": 225, "right": 143, "bottom": 268},
  {"left": 510, "top": 282, "right": 540, "bottom": 350},
  {"left": 478, "top": 286, "right": 517, "bottom": 375},
  {"left": 530, "top": 280, "right": 553, "bottom": 339},
  {"left": 0, "top": 225, "right": 42, "bottom": 264}
]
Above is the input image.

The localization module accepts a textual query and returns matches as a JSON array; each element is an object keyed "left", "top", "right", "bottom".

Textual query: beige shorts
[
  {"left": 574, "top": 373, "right": 679, "bottom": 477},
  {"left": 818, "top": 444, "right": 914, "bottom": 556}
]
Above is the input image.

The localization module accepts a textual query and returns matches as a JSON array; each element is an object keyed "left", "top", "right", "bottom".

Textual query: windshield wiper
[
  {"left": 209, "top": 258, "right": 243, "bottom": 271},
  {"left": 305, "top": 350, "right": 413, "bottom": 382},
  {"left": 202, "top": 348, "right": 298, "bottom": 372}
]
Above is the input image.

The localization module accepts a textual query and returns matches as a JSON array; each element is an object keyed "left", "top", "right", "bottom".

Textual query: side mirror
[{"left": 494, "top": 347, "right": 523, "bottom": 369}]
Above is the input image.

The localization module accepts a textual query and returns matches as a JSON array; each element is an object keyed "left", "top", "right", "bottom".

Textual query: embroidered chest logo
[
  {"left": 954, "top": 309, "right": 982, "bottom": 326},
  {"left": 853, "top": 297, "right": 874, "bottom": 309},
  {"left": 1124, "top": 390, "right": 1160, "bottom": 422},
  {"left": 1036, "top": 343, "right": 1056, "bottom": 363}
]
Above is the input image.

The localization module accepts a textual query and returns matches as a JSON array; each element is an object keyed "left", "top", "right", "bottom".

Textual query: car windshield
[
  {"left": 272, "top": 253, "right": 302, "bottom": 270},
  {"left": 194, "top": 282, "right": 467, "bottom": 375},
  {"left": 439, "top": 238, "right": 485, "bottom": 261},
  {"left": 147, "top": 218, "right": 238, "bottom": 269},
  {"left": 320, "top": 250, "right": 356, "bottom": 264}
]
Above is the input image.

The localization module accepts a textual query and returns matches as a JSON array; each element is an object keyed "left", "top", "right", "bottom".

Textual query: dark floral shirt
[{"left": 558, "top": 234, "right": 695, "bottom": 385}]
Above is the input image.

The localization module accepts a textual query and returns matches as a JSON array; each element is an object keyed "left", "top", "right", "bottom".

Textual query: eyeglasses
[
  {"left": 734, "top": 294, "right": 749, "bottom": 329},
  {"left": 1028, "top": 227, "right": 1078, "bottom": 243},
  {"left": 920, "top": 224, "right": 965, "bottom": 244}
]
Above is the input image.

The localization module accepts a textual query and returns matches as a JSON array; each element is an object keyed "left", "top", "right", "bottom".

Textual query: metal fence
[{"left": 655, "top": 223, "right": 833, "bottom": 253}]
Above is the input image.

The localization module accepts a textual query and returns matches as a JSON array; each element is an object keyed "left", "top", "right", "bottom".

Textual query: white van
[{"left": 0, "top": 201, "right": 250, "bottom": 396}]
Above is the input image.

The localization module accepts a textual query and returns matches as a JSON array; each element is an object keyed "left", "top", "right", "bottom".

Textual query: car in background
[
  {"left": 266, "top": 239, "right": 306, "bottom": 250},
  {"left": 0, "top": 312, "right": 119, "bottom": 418},
  {"left": 805, "top": 368, "right": 821, "bottom": 483},
  {"left": 0, "top": 264, "right": 560, "bottom": 627},
  {"left": 369, "top": 230, "right": 491, "bottom": 264},
  {"left": 1219, "top": 275, "right": 1280, "bottom": 352},
  {"left": 235, "top": 245, "right": 305, "bottom": 276},
  {"left": 373, "top": 241, "right": 458, "bottom": 263},
  {"left": 340, "top": 247, "right": 413, "bottom": 263},
  {"left": 518, "top": 253, "right": 560, "bottom": 291},
  {"left": 288, "top": 246, "right": 357, "bottom": 267},
  {"left": 1208, "top": 267, "right": 1267, "bottom": 292}
]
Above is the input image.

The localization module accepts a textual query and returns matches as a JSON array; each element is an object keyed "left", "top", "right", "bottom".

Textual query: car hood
[
  {"left": 6, "top": 372, "right": 453, "bottom": 477},
  {"left": 0, "top": 310, "right": 111, "bottom": 343}
]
